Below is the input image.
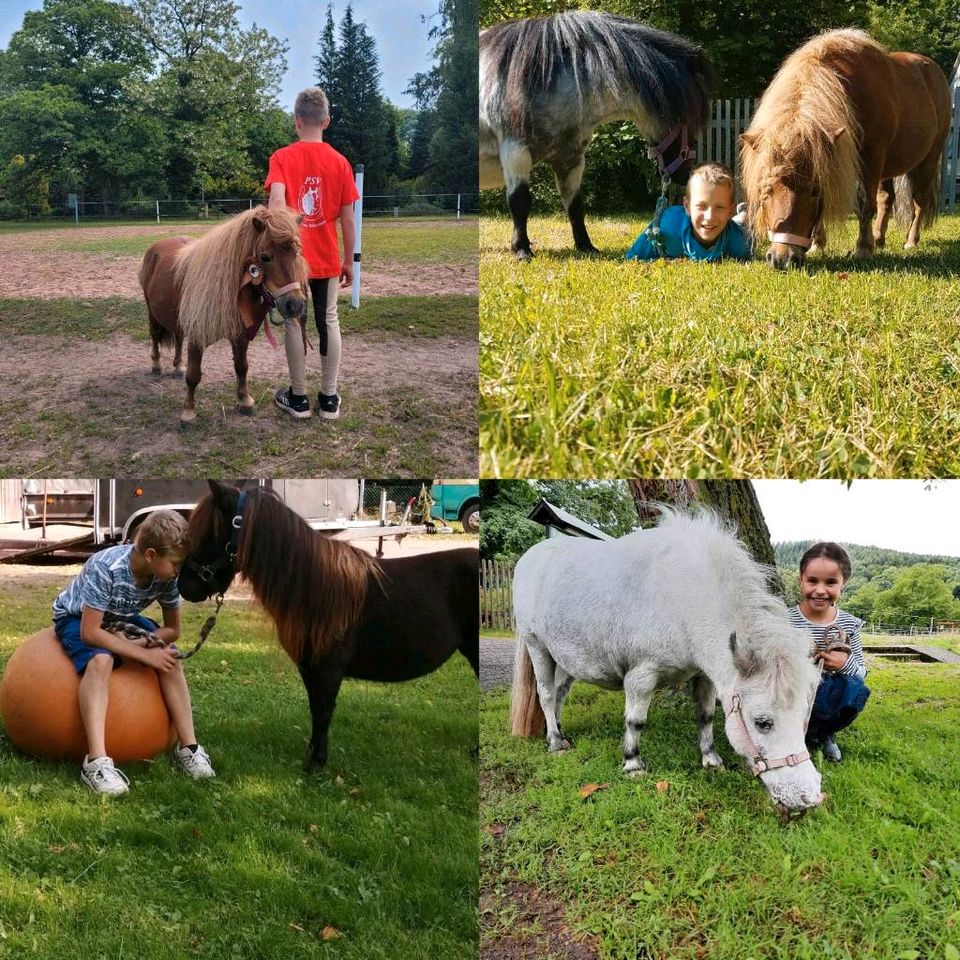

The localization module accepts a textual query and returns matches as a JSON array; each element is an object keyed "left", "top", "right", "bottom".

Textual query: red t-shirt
[{"left": 264, "top": 141, "right": 360, "bottom": 278}]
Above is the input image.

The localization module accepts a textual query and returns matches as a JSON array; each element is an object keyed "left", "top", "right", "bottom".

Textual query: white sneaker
[
  {"left": 80, "top": 755, "right": 130, "bottom": 795},
  {"left": 174, "top": 743, "right": 216, "bottom": 779}
]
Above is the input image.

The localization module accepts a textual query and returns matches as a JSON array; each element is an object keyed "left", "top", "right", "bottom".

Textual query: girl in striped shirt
[{"left": 788, "top": 542, "right": 869, "bottom": 763}]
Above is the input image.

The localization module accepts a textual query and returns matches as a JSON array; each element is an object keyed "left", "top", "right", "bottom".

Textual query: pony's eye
[
  {"left": 754, "top": 717, "right": 774, "bottom": 733},
  {"left": 260, "top": 253, "right": 272, "bottom": 263}
]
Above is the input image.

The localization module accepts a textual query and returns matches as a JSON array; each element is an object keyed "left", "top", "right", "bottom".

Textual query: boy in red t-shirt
[{"left": 265, "top": 87, "right": 359, "bottom": 419}]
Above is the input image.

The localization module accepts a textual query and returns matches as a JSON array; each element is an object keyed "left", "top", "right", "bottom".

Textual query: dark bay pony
[
  {"left": 741, "top": 29, "right": 950, "bottom": 269},
  {"left": 480, "top": 11, "right": 714, "bottom": 259},
  {"left": 139, "top": 207, "right": 308, "bottom": 424},
  {"left": 178, "top": 481, "right": 479, "bottom": 771}
]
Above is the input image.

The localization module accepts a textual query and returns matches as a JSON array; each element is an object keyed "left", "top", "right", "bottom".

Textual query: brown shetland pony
[
  {"left": 741, "top": 29, "right": 950, "bottom": 268},
  {"left": 139, "top": 207, "right": 309, "bottom": 424},
  {"left": 178, "top": 481, "right": 479, "bottom": 772}
]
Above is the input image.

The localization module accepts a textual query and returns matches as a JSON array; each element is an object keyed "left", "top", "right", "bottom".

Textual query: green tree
[
  {"left": 314, "top": 5, "right": 397, "bottom": 195},
  {"left": 0, "top": 0, "right": 149, "bottom": 207},
  {"left": 871, "top": 565, "right": 960, "bottom": 626},
  {"left": 132, "top": 0, "right": 288, "bottom": 198}
]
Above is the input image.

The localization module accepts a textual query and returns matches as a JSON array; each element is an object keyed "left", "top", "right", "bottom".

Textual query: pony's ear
[
  {"left": 830, "top": 126, "right": 846, "bottom": 144},
  {"left": 252, "top": 215, "right": 267, "bottom": 233},
  {"left": 729, "top": 631, "right": 761, "bottom": 678},
  {"left": 295, "top": 215, "right": 304, "bottom": 226},
  {"left": 207, "top": 480, "right": 236, "bottom": 511},
  {"left": 739, "top": 132, "right": 758, "bottom": 151}
]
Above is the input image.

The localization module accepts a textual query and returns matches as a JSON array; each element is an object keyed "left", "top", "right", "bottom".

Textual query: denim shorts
[{"left": 54, "top": 614, "right": 160, "bottom": 674}]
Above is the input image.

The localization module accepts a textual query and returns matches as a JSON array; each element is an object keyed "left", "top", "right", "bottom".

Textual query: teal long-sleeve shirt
[{"left": 625, "top": 205, "right": 752, "bottom": 262}]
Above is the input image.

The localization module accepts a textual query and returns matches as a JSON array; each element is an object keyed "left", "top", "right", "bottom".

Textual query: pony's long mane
[
  {"left": 174, "top": 207, "right": 306, "bottom": 348},
  {"left": 481, "top": 11, "right": 712, "bottom": 137},
  {"left": 193, "top": 489, "right": 382, "bottom": 664},
  {"left": 651, "top": 509, "right": 815, "bottom": 710},
  {"left": 740, "top": 29, "right": 880, "bottom": 239}
]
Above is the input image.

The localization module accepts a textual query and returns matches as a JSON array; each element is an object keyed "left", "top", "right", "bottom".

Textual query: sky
[
  {"left": 753, "top": 480, "right": 960, "bottom": 557},
  {"left": 0, "top": 0, "right": 436, "bottom": 110}
]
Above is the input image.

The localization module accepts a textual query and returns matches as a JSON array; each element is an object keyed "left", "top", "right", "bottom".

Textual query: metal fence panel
[{"left": 481, "top": 558, "right": 515, "bottom": 631}]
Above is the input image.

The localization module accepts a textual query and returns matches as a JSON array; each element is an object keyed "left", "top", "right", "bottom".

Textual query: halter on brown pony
[
  {"left": 740, "top": 29, "right": 950, "bottom": 269},
  {"left": 139, "top": 207, "right": 309, "bottom": 424}
]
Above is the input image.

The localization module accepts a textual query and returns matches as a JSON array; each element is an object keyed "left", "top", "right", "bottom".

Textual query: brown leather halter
[{"left": 727, "top": 691, "right": 812, "bottom": 778}]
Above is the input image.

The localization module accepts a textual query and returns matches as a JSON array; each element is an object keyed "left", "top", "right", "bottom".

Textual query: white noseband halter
[{"left": 767, "top": 231, "right": 814, "bottom": 250}]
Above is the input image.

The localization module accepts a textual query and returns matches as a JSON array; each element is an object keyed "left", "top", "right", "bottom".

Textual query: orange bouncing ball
[{"left": 0, "top": 628, "right": 176, "bottom": 763}]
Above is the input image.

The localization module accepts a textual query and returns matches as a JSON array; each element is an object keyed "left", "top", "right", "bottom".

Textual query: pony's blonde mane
[
  {"left": 174, "top": 207, "right": 306, "bottom": 347},
  {"left": 741, "top": 29, "right": 882, "bottom": 239}
]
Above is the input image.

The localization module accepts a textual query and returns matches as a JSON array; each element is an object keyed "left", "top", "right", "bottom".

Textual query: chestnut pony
[
  {"left": 741, "top": 29, "right": 950, "bottom": 269},
  {"left": 139, "top": 207, "right": 308, "bottom": 424},
  {"left": 178, "top": 482, "right": 479, "bottom": 771}
]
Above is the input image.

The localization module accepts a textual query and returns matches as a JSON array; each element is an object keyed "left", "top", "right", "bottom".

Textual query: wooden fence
[
  {"left": 698, "top": 93, "right": 960, "bottom": 212},
  {"left": 481, "top": 559, "right": 515, "bottom": 631}
]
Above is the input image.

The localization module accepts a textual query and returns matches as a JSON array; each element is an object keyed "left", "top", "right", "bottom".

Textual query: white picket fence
[{"left": 699, "top": 93, "right": 960, "bottom": 212}]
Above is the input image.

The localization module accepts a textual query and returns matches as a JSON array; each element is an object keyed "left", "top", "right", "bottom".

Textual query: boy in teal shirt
[{"left": 626, "top": 162, "right": 751, "bottom": 262}]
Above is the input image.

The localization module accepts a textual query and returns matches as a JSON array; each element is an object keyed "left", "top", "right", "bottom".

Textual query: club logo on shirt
[{"left": 298, "top": 177, "right": 325, "bottom": 227}]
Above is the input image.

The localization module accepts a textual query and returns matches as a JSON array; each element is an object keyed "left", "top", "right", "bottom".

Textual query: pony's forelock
[{"left": 174, "top": 207, "right": 308, "bottom": 348}]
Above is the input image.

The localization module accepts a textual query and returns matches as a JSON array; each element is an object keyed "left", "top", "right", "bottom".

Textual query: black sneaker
[
  {"left": 317, "top": 392, "right": 341, "bottom": 420},
  {"left": 275, "top": 387, "right": 311, "bottom": 419}
]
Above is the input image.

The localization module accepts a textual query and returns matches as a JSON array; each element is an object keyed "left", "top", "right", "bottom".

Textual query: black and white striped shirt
[{"left": 789, "top": 606, "right": 866, "bottom": 679}]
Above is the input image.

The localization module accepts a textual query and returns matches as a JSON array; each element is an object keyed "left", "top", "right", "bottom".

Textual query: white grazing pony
[{"left": 511, "top": 509, "right": 824, "bottom": 814}]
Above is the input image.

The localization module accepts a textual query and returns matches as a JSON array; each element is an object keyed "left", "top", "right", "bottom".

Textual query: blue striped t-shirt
[
  {"left": 788, "top": 606, "right": 866, "bottom": 679},
  {"left": 52, "top": 543, "right": 180, "bottom": 621}
]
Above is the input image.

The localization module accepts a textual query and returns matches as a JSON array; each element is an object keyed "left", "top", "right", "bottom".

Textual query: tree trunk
[{"left": 627, "top": 480, "right": 783, "bottom": 599}]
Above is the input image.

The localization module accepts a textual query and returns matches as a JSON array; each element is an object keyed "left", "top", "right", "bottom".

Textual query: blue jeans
[
  {"left": 808, "top": 673, "right": 870, "bottom": 741},
  {"left": 54, "top": 614, "right": 159, "bottom": 674}
]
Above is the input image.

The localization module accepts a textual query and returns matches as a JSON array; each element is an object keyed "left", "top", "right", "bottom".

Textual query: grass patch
[
  {"left": 0, "top": 584, "right": 478, "bottom": 959},
  {"left": 481, "top": 653, "right": 960, "bottom": 959},
  {"left": 480, "top": 214, "right": 960, "bottom": 478},
  {"left": 0, "top": 295, "right": 477, "bottom": 341},
  {"left": 7, "top": 218, "right": 478, "bottom": 265}
]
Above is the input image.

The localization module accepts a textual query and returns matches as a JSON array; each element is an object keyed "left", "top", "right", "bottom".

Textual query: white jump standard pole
[{"left": 351, "top": 163, "right": 364, "bottom": 309}]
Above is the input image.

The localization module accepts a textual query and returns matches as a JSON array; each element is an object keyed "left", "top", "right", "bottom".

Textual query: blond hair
[
  {"left": 134, "top": 510, "right": 188, "bottom": 556},
  {"left": 294, "top": 88, "right": 330, "bottom": 125},
  {"left": 687, "top": 162, "right": 736, "bottom": 199}
]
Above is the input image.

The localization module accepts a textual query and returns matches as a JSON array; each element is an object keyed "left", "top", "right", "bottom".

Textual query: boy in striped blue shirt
[{"left": 52, "top": 510, "right": 215, "bottom": 794}]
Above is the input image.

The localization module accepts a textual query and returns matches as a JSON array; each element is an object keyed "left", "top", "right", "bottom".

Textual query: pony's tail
[
  {"left": 894, "top": 170, "right": 941, "bottom": 231},
  {"left": 510, "top": 636, "right": 545, "bottom": 737}
]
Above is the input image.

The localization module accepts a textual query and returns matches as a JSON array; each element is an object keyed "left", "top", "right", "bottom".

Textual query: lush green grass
[
  {"left": 0, "top": 583, "right": 478, "bottom": 959},
  {"left": 480, "top": 214, "right": 960, "bottom": 478},
  {"left": 3, "top": 218, "right": 478, "bottom": 264},
  {"left": 481, "top": 652, "right": 960, "bottom": 960}
]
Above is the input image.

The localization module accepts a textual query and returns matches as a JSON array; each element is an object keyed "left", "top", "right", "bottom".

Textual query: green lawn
[
  {"left": 1, "top": 218, "right": 479, "bottom": 264},
  {"left": 481, "top": 648, "right": 960, "bottom": 959},
  {"left": 480, "top": 213, "right": 960, "bottom": 478},
  {"left": 0, "top": 582, "right": 478, "bottom": 959}
]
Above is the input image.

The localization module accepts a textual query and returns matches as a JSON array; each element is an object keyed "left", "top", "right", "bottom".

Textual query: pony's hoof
[
  {"left": 853, "top": 246, "right": 872, "bottom": 260},
  {"left": 702, "top": 753, "right": 725, "bottom": 770},
  {"left": 903, "top": 241, "right": 917, "bottom": 250},
  {"left": 180, "top": 413, "right": 197, "bottom": 429},
  {"left": 171, "top": 369, "right": 184, "bottom": 380},
  {"left": 547, "top": 738, "right": 571, "bottom": 753},
  {"left": 576, "top": 244, "right": 601, "bottom": 256},
  {"left": 303, "top": 755, "right": 326, "bottom": 775},
  {"left": 622, "top": 762, "right": 645, "bottom": 778},
  {"left": 237, "top": 404, "right": 255, "bottom": 417},
  {"left": 514, "top": 248, "right": 534, "bottom": 262},
  {"left": 151, "top": 367, "right": 162, "bottom": 378}
]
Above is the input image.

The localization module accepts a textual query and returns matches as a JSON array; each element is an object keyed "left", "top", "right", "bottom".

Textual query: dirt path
[
  {"left": 0, "top": 328, "right": 477, "bottom": 475},
  {"left": 0, "top": 224, "right": 477, "bottom": 299}
]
